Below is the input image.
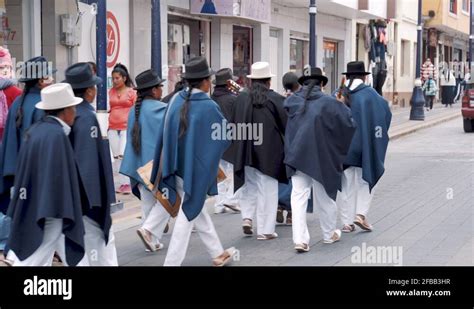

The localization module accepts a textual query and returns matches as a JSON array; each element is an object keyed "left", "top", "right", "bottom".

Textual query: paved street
[{"left": 114, "top": 115, "right": 473, "bottom": 266}]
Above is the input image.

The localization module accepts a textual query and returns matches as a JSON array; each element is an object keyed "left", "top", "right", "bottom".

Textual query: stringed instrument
[{"left": 227, "top": 79, "right": 243, "bottom": 95}]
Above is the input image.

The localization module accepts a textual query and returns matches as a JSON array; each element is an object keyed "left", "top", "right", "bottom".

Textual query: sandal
[
  {"left": 213, "top": 247, "right": 236, "bottom": 267},
  {"left": 342, "top": 224, "right": 355, "bottom": 233},
  {"left": 0, "top": 259, "right": 12, "bottom": 267},
  {"left": 354, "top": 214, "right": 373, "bottom": 232},
  {"left": 286, "top": 212, "right": 292, "bottom": 225},
  {"left": 137, "top": 228, "right": 157, "bottom": 252},
  {"left": 323, "top": 229, "right": 341, "bottom": 244},
  {"left": 223, "top": 204, "right": 241, "bottom": 213},
  {"left": 145, "top": 243, "right": 164, "bottom": 253},
  {"left": 294, "top": 243, "right": 310, "bottom": 253},
  {"left": 242, "top": 219, "right": 253, "bottom": 236},
  {"left": 257, "top": 232, "right": 278, "bottom": 240},
  {"left": 163, "top": 222, "right": 170, "bottom": 234}
]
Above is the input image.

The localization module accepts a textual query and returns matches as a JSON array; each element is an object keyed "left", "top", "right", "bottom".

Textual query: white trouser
[
  {"left": 108, "top": 129, "right": 127, "bottom": 158},
  {"left": 83, "top": 216, "right": 118, "bottom": 266},
  {"left": 215, "top": 160, "right": 242, "bottom": 210},
  {"left": 164, "top": 177, "right": 224, "bottom": 266},
  {"left": 7, "top": 218, "right": 89, "bottom": 266},
  {"left": 240, "top": 166, "right": 278, "bottom": 235},
  {"left": 291, "top": 171, "right": 338, "bottom": 243},
  {"left": 138, "top": 184, "right": 171, "bottom": 244},
  {"left": 337, "top": 167, "right": 374, "bottom": 226}
]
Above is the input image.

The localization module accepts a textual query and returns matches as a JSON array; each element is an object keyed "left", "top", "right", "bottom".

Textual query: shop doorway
[{"left": 323, "top": 40, "right": 338, "bottom": 93}]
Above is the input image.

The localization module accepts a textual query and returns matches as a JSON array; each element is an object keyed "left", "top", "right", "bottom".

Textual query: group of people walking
[{"left": 0, "top": 46, "right": 392, "bottom": 266}]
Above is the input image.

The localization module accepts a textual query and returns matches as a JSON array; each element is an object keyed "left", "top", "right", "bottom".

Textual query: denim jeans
[{"left": 0, "top": 212, "right": 11, "bottom": 251}]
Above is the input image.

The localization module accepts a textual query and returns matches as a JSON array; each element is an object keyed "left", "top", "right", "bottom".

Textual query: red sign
[{"left": 106, "top": 11, "right": 121, "bottom": 68}]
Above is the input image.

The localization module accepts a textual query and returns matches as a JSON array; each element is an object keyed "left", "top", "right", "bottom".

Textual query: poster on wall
[
  {"left": 239, "top": 0, "right": 271, "bottom": 24},
  {"left": 190, "top": 0, "right": 234, "bottom": 16}
]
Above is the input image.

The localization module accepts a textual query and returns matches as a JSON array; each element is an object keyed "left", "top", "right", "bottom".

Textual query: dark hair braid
[
  {"left": 16, "top": 80, "right": 39, "bottom": 129},
  {"left": 179, "top": 78, "right": 206, "bottom": 138},
  {"left": 132, "top": 87, "right": 154, "bottom": 154},
  {"left": 301, "top": 79, "right": 320, "bottom": 114}
]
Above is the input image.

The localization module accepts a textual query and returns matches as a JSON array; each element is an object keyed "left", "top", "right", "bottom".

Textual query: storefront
[
  {"left": 233, "top": 25, "right": 253, "bottom": 87},
  {"left": 167, "top": 14, "right": 210, "bottom": 93},
  {"left": 323, "top": 40, "right": 339, "bottom": 93}
]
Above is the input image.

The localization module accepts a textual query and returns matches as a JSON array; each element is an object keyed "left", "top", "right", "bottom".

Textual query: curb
[{"left": 389, "top": 112, "right": 460, "bottom": 140}]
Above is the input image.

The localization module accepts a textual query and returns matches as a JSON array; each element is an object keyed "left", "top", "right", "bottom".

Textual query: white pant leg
[
  {"left": 354, "top": 168, "right": 374, "bottom": 218},
  {"left": 313, "top": 179, "right": 338, "bottom": 241},
  {"left": 193, "top": 209, "right": 225, "bottom": 259},
  {"left": 83, "top": 216, "right": 118, "bottom": 266},
  {"left": 215, "top": 161, "right": 229, "bottom": 210},
  {"left": 7, "top": 218, "right": 85, "bottom": 267},
  {"left": 240, "top": 167, "right": 258, "bottom": 222},
  {"left": 118, "top": 130, "right": 127, "bottom": 156},
  {"left": 338, "top": 167, "right": 358, "bottom": 226},
  {"left": 257, "top": 171, "right": 278, "bottom": 235},
  {"left": 138, "top": 184, "right": 155, "bottom": 221},
  {"left": 142, "top": 200, "right": 171, "bottom": 243},
  {"left": 291, "top": 172, "right": 312, "bottom": 245},
  {"left": 222, "top": 161, "right": 240, "bottom": 206},
  {"left": 164, "top": 177, "right": 224, "bottom": 266},
  {"left": 108, "top": 130, "right": 120, "bottom": 158}
]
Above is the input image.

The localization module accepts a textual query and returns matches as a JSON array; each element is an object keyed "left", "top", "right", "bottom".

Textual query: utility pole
[
  {"left": 151, "top": 0, "right": 162, "bottom": 77},
  {"left": 309, "top": 0, "right": 317, "bottom": 67},
  {"left": 409, "top": 0, "right": 425, "bottom": 121}
]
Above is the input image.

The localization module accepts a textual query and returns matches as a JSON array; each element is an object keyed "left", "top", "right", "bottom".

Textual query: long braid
[
  {"left": 179, "top": 83, "right": 195, "bottom": 138},
  {"left": 16, "top": 80, "right": 38, "bottom": 129},
  {"left": 250, "top": 79, "right": 270, "bottom": 107},
  {"left": 178, "top": 77, "right": 210, "bottom": 137},
  {"left": 301, "top": 79, "right": 319, "bottom": 114},
  {"left": 132, "top": 87, "right": 155, "bottom": 154}
]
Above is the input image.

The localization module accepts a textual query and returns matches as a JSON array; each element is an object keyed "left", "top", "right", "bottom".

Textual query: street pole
[
  {"left": 151, "top": 0, "right": 162, "bottom": 77},
  {"left": 309, "top": 0, "right": 317, "bottom": 67},
  {"left": 409, "top": 0, "right": 425, "bottom": 121},
  {"left": 96, "top": 0, "right": 107, "bottom": 112},
  {"left": 470, "top": 0, "right": 473, "bottom": 72}
]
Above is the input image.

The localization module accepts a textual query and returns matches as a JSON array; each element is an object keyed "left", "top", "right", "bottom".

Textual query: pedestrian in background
[
  {"left": 6, "top": 83, "right": 88, "bottom": 266},
  {"left": 422, "top": 74, "right": 438, "bottom": 111},
  {"left": 440, "top": 68, "right": 456, "bottom": 108},
  {"left": 108, "top": 63, "right": 137, "bottom": 194},
  {"left": 120, "top": 69, "right": 171, "bottom": 253}
]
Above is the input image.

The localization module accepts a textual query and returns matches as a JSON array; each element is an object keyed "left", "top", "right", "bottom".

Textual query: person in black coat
[
  {"left": 6, "top": 83, "right": 88, "bottom": 266},
  {"left": 211, "top": 68, "right": 241, "bottom": 214},
  {"left": 65, "top": 63, "right": 118, "bottom": 266},
  {"left": 229, "top": 62, "right": 287, "bottom": 240}
]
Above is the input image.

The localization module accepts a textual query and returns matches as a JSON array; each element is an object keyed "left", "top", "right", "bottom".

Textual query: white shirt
[
  {"left": 345, "top": 78, "right": 364, "bottom": 91},
  {"left": 48, "top": 116, "right": 71, "bottom": 136}
]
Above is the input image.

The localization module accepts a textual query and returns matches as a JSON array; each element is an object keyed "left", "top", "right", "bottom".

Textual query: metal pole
[
  {"left": 470, "top": 0, "right": 473, "bottom": 71},
  {"left": 96, "top": 0, "right": 107, "bottom": 112},
  {"left": 309, "top": 0, "right": 317, "bottom": 67},
  {"left": 151, "top": 0, "right": 162, "bottom": 77},
  {"left": 409, "top": 0, "right": 425, "bottom": 121}
]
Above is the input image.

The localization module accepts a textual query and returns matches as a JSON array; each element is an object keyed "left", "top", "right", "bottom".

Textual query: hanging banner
[{"left": 190, "top": 0, "right": 234, "bottom": 16}]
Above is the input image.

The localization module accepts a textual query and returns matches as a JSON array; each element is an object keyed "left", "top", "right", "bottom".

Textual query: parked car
[{"left": 462, "top": 77, "right": 474, "bottom": 133}]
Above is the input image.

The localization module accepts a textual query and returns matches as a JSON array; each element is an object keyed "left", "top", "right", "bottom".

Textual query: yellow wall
[{"left": 423, "top": 0, "right": 470, "bottom": 35}]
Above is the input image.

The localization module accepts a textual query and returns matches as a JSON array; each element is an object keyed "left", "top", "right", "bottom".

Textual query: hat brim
[
  {"left": 246, "top": 74, "right": 276, "bottom": 79},
  {"left": 182, "top": 69, "right": 215, "bottom": 80},
  {"left": 213, "top": 75, "right": 238, "bottom": 86},
  {"left": 342, "top": 71, "right": 371, "bottom": 76},
  {"left": 35, "top": 97, "right": 83, "bottom": 110},
  {"left": 134, "top": 79, "right": 167, "bottom": 91},
  {"left": 63, "top": 76, "right": 103, "bottom": 89},
  {"left": 298, "top": 75, "right": 329, "bottom": 87}
]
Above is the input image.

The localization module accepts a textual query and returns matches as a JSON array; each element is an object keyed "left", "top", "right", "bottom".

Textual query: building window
[
  {"left": 290, "top": 39, "right": 309, "bottom": 77},
  {"left": 449, "top": 0, "right": 457, "bottom": 14},
  {"left": 462, "top": 0, "right": 469, "bottom": 12},
  {"left": 401, "top": 39, "right": 410, "bottom": 76}
]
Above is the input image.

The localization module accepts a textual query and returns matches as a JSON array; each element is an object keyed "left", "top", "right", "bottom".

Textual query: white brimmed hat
[
  {"left": 35, "top": 83, "right": 83, "bottom": 110},
  {"left": 247, "top": 62, "right": 276, "bottom": 79}
]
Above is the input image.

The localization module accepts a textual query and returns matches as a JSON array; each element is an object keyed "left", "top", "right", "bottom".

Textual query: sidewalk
[
  {"left": 389, "top": 103, "right": 461, "bottom": 140},
  {"left": 111, "top": 102, "right": 463, "bottom": 225}
]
